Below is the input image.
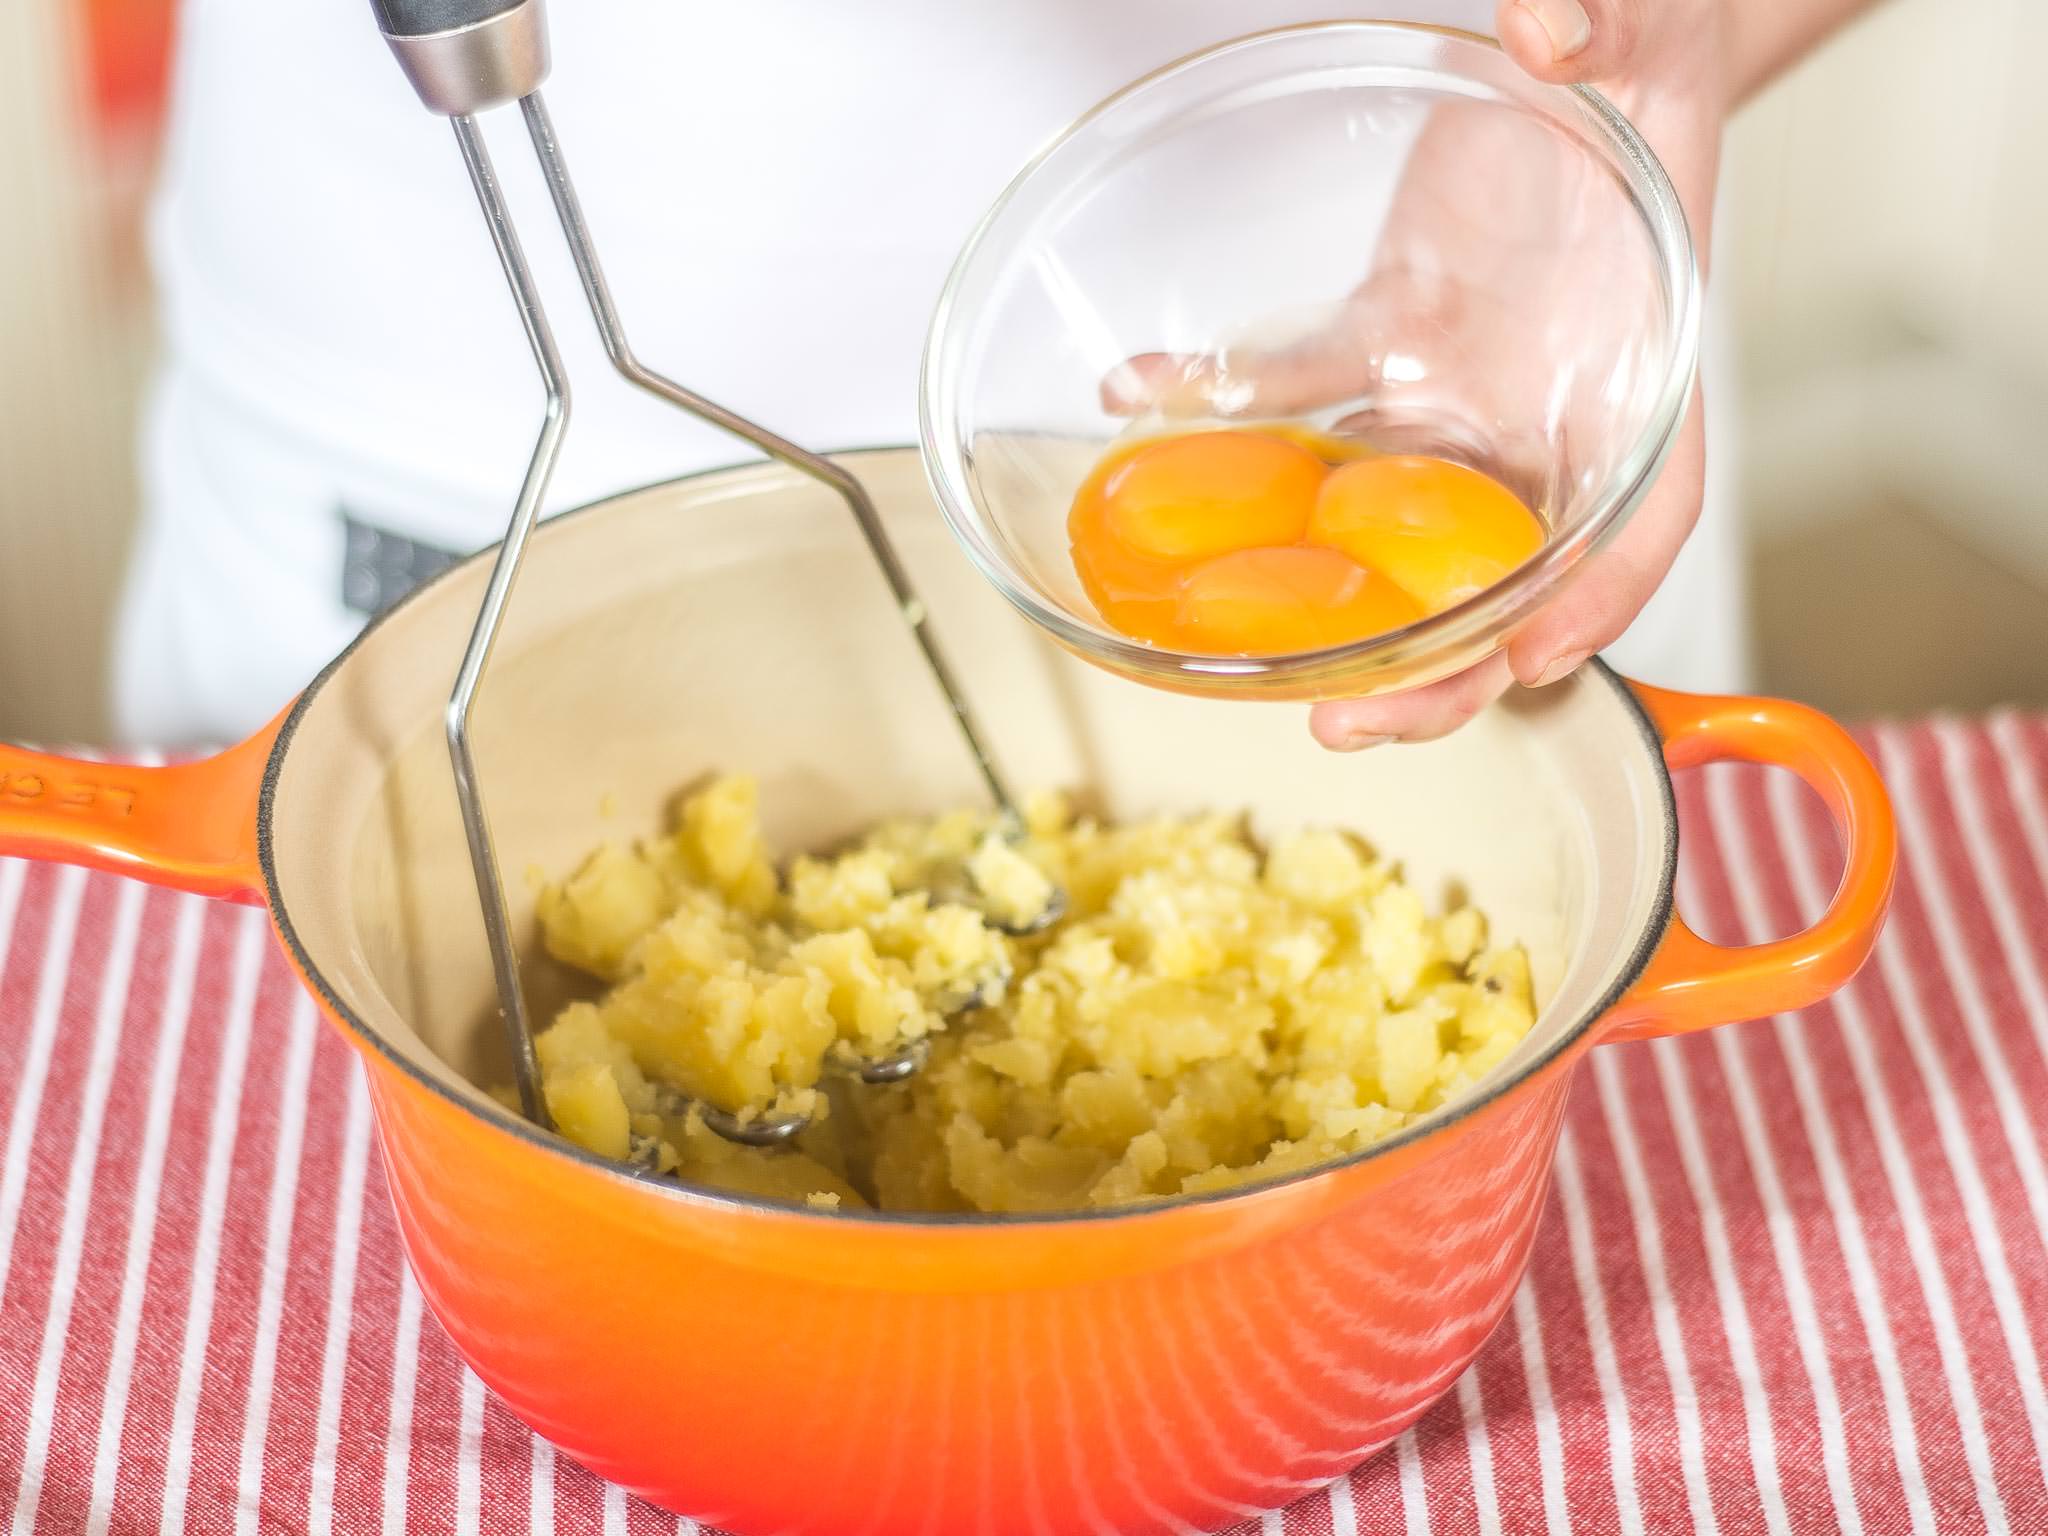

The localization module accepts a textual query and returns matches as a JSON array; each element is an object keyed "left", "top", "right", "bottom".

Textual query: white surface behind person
[{"left": 115, "top": 0, "right": 1742, "bottom": 745}]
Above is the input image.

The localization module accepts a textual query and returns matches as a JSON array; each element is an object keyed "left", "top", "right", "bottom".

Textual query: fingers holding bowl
[
  {"left": 1100, "top": 337, "right": 1379, "bottom": 422},
  {"left": 1308, "top": 652, "right": 1516, "bottom": 750},
  {"left": 1504, "top": 386, "right": 1706, "bottom": 691}
]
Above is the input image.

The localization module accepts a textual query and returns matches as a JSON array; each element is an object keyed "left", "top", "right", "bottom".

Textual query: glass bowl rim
[{"left": 918, "top": 19, "right": 1703, "bottom": 689}]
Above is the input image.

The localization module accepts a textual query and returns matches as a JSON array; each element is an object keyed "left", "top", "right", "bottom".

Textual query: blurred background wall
[
  {"left": 1, "top": 0, "right": 2044, "bottom": 740},
  {"left": 0, "top": 0, "right": 162, "bottom": 742},
  {"left": 1728, "top": 0, "right": 2048, "bottom": 717}
]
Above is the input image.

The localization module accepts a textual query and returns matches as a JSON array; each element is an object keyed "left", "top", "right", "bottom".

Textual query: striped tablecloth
[{"left": 5, "top": 717, "right": 2048, "bottom": 1535}]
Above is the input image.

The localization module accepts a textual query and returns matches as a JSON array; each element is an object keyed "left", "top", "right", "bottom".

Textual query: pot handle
[
  {"left": 1603, "top": 681, "right": 1896, "bottom": 1044},
  {"left": 0, "top": 713, "right": 287, "bottom": 906}
]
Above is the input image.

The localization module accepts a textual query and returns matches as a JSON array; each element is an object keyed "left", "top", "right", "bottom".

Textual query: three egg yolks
[{"left": 1068, "top": 430, "right": 1544, "bottom": 656}]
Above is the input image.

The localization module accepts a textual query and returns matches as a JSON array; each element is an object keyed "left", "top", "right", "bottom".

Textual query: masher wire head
[{"left": 368, "top": 0, "right": 1063, "bottom": 1146}]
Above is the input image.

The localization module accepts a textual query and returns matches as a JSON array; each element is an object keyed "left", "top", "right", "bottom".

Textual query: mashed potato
[{"left": 528, "top": 776, "right": 1536, "bottom": 1213}]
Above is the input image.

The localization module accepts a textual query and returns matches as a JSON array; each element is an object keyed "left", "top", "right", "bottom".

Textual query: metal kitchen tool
[{"left": 368, "top": 0, "right": 1062, "bottom": 1148}]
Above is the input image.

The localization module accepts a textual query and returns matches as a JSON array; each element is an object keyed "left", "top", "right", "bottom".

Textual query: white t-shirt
[{"left": 117, "top": 0, "right": 1744, "bottom": 743}]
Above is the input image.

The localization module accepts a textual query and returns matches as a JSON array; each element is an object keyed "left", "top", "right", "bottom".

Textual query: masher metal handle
[{"left": 369, "top": 0, "right": 1027, "bottom": 1138}]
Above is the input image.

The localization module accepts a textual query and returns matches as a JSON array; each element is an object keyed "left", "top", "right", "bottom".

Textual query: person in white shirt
[{"left": 118, "top": 0, "right": 1877, "bottom": 748}]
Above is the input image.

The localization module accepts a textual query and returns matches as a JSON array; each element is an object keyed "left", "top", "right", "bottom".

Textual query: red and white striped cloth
[{"left": 5, "top": 717, "right": 2048, "bottom": 1535}]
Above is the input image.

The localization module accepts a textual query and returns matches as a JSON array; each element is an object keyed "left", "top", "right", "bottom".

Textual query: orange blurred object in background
[{"left": 77, "top": 0, "right": 177, "bottom": 144}]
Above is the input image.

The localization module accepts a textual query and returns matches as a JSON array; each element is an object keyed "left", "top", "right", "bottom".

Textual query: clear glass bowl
[{"left": 920, "top": 21, "right": 1700, "bottom": 702}]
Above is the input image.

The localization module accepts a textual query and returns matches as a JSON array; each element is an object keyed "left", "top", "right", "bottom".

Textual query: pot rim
[{"left": 257, "top": 447, "right": 1679, "bottom": 1229}]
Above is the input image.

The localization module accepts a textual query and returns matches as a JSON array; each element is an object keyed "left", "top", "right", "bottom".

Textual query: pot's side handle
[
  {"left": 0, "top": 713, "right": 287, "bottom": 906},
  {"left": 1604, "top": 682, "right": 1897, "bottom": 1044}
]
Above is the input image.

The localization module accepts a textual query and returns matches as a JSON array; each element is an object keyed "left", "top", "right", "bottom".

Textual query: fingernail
[
  {"left": 1531, "top": 648, "right": 1592, "bottom": 688},
  {"left": 1337, "top": 731, "right": 1396, "bottom": 753},
  {"left": 1516, "top": 0, "right": 1592, "bottom": 60}
]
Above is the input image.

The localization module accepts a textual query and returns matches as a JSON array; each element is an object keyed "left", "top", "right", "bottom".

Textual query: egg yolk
[
  {"left": 1306, "top": 455, "right": 1545, "bottom": 612},
  {"left": 1098, "top": 431, "right": 1324, "bottom": 561},
  {"left": 1068, "top": 427, "right": 1542, "bottom": 658},
  {"left": 1173, "top": 546, "right": 1424, "bottom": 654}
]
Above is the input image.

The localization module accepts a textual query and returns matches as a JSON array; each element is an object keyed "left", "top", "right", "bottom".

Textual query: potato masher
[{"left": 367, "top": 0, "right": 1063, "bottom": 1147}]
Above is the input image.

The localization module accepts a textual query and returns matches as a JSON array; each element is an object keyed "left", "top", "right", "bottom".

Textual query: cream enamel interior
[{"left": 265, "top": 449, "right": 1674, "bottom": 1187}]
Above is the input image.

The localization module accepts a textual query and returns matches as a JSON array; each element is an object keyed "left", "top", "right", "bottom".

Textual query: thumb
[
  {"left": 1494, "top": 0, "right": 1648, "bottom": 83},
  {"left": 1101, "top": 335, "right": 1376, "bottom": 420}
]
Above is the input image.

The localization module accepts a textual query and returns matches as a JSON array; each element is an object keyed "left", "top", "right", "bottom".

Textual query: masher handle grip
[
  {"left": 1604, "top": 683, "right": 1897, "bottom": 1043},
  {"left": 372, "top": 0, "right": 549, "bottom": 115},
  {"left": 373, "top": 0, "right": 525, "bottom": 36}
]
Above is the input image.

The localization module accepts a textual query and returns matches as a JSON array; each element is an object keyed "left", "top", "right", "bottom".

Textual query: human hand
[{"left": 1105, "top": 0, "right": 1729, "bottom": 748}]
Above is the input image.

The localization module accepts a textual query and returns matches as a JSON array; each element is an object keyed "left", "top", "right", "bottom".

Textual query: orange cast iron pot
[{"left": 0, "top": 451, "right": 1895, "bottom": 1534}]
